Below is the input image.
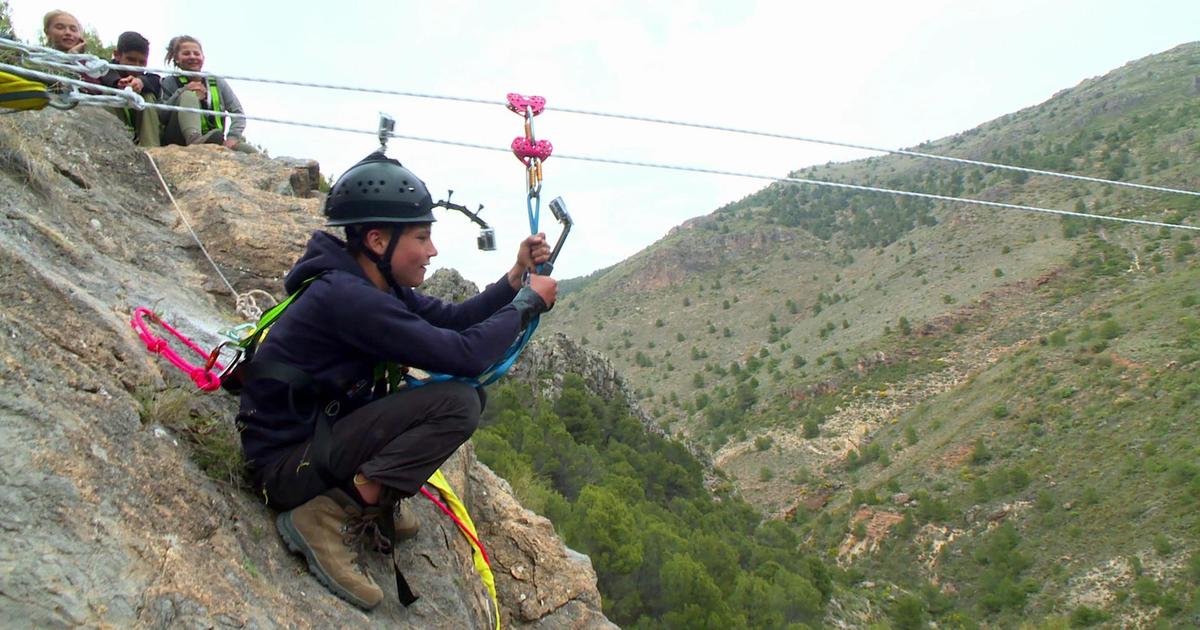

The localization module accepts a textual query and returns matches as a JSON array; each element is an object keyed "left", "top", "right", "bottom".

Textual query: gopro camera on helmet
[
  {"left": 476, "top": 228, "right": 496, "bottom": 251},
  {"left": 434, "top": 190, "right": 497, "bottom": 251}
]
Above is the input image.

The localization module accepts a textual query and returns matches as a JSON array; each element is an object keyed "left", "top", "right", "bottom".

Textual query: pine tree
[{"left": 0, "top": 1, "right": 14, "bottom": 38}]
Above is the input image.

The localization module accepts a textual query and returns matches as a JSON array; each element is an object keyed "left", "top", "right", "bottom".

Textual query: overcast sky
[{"left": 10, "top": 1, "right": 1200, "bottom": 287}]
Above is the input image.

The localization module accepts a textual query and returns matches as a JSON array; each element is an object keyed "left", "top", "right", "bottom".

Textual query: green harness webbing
[{"left": 175, "top": 75, "right": 223, "bottom": 133}]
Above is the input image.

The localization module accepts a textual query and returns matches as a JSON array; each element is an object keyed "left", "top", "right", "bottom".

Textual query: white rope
[
  {"left": 6, "top": 35, "right": 1197, "bottom": 199},
  {"left": 0, "top": 61, "right": 146, "bottom": 106},
  {"left": 5, "top": 47, "right": 1196, "bottom": 234},
  {"left": 549, "top": 107, "right": 1200, "bottom": 199},
  {"left": 235, "top": 289, "right": 277, "bottom": 321},
  {"left": 549, "top": 152, "right": 1200, "bottom": 232},
  {"left": 144, "top": 152, "right": 267, "bottom": 320},
  {"left": 125, "top": 99, "right": 1197, "bottom": 233}
]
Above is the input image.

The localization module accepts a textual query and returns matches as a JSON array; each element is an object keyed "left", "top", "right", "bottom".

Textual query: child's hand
[
  {"left": 117, "top": 76, "right": 144, "bottom": 94},
  {"left": 186, "top": 80, "right": 206, "bottom": 98}
]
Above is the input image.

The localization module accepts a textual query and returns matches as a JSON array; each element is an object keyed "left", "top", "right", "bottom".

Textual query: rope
[
  {"left": 136, "top": 105, "right": 1200, "bottom": 232},
  {"left": 235, "top": 289, "right": 279, "bottom": 322},
  {"left": 27, "top": 82, "right": 1199, "bottom": 233},
  {"left": 130, "top": 307, "right": 223, "bottom": 391},
  {"left": 6, "top": 35, "right": 1198, "bottom": 199},
  {"left": 544, "top": 107, "right": 1200, "bottom": 199},
  {"left": 0, "top": 61, "right": 146, "bottom": 105},
  {"left": 548, "top": 152, "right": 1200, "bottom": 232},
  {"left": 4, "top": 56, "right": 1196, "bottom": 234},
  {"left": 144, "top": 152, "right": 270, "bottom": 319}
]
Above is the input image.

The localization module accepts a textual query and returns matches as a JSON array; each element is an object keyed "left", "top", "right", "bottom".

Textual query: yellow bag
[{"left": 0, "top": 71, "right": 50, "bottom": 111}]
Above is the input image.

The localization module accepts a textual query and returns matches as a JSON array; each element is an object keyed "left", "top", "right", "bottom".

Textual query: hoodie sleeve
[
  {"left": 400, "top": 274, "right": 519, "bottom": 331},
  {"left": 216, "top": 77, "right": 246, "bottom": 139},
  {"left": 329, "top": 275, "right": 525, "bottom": 377}
]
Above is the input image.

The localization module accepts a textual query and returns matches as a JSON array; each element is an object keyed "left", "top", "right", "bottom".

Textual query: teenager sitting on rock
[
  {"left": 42, "top": 10, "right": 84, "bottom": 54},
  {"left": 94, "top": 32, "right": 160, "bottom": 147},
  {"left": 237, "top": 151, "right": 556, "bottom": 610},
  {"left": 159, "top": 35, "right": 245, "bottom": 148}
]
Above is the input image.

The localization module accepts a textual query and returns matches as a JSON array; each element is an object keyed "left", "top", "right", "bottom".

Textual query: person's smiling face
[
  {"left": 388, "top": 224, "right": 438, "bottom": 287},
  {"left": 175, "top": 42, "right": 205, "bottom": 71},
  {"left": 45, "top": 14, "right": 82, "bottom": 52}
]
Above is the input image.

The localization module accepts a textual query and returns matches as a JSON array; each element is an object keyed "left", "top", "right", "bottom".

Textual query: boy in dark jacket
[
  {"left": 95, "top": 31, "right": 161, "bottom": 147},
  {"left": 238, "top": 151, "right": 556, "bottom": 610}
]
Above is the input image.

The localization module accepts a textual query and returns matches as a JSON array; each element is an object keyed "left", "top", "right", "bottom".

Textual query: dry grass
[{"left": 135, "top": 385, "right": 249, "bottom": 490}]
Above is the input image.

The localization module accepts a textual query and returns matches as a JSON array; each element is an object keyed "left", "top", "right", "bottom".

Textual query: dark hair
[
  {"left": 164, "top": 35, "right": 202, "bottom": 65},
  {"left": 116, "top": 31, "right": 149, "bottom": 56},
  {"left": 344, "top": 222, "right": 431, "bottom": 256}
]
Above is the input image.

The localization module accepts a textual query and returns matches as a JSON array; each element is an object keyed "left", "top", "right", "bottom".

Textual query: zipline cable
[
  {"left": 4, "top": 60, "right": 1195, "bottom": 232},
  {"left": 9, "top": 62, "right": 1194, "bottom": 234},
  {"left": 549, "top": 152, "right": 1200, "bottom": 232},
  {"left": 5, "top": 36, "right": 1199, "bottom": 200}
]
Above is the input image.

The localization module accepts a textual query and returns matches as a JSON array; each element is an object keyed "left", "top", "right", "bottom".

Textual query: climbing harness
[{"left": 173, "top": 75, "right": 224, "bottom": 133}]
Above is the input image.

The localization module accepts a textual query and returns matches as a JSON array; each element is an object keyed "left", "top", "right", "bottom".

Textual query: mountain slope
[{"left": 545, "top": 42, "right": 1200, "bottom": 627}]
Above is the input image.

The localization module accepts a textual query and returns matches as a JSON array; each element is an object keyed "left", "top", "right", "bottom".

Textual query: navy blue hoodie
[{"left": 238, "top": 231, "right": 522, "bottom": 469}]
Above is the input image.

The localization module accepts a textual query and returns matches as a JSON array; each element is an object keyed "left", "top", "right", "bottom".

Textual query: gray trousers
[{"left": 255, "top": 381, "right": 482, "bottom": 510}]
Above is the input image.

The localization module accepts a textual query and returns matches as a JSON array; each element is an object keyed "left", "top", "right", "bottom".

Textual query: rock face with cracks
[{"left": 0, "top": 108, "right": 612, "bottom": 629}]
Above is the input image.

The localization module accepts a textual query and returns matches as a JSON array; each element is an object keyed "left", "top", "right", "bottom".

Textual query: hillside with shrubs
[{"left": 542, "top": 42, "right": 1200, "bottom": 627}]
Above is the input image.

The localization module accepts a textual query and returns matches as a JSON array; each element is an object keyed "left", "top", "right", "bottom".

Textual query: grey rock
[{"left": 0, "top": 108, "right": 612, "bottom": 629}]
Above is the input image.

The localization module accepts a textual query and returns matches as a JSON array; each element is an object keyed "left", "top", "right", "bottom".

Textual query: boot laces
[{"left": 342, "top": 507, "right": 393, "bottom": 559}]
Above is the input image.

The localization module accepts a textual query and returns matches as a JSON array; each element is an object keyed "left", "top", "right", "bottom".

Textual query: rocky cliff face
[{"left": 0, "top": 108, "right": 612, "bottom": 629}]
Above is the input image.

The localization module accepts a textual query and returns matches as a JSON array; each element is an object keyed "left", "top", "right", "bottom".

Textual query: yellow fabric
[
  {"left": 0, "top": 71, "right": 50, "bottom": 111},
  {"left": 427, "top": 469, "right": 501, "bottom": 630}
]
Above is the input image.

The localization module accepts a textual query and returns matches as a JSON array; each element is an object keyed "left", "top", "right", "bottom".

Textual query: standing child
[{"left": 159, "top": 35, "right": 246, "bottom": 148}]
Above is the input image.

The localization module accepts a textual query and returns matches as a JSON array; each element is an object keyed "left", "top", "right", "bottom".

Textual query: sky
[{"left": 9, "top": 1, "right": 1200, "bottom": 288}]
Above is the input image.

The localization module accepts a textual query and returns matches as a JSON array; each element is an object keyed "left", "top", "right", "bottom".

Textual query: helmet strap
[{"left": 361, "top": 229, "right": 404, "bottom": 294}]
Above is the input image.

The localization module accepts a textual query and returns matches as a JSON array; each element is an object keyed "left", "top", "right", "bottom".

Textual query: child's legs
[
  {"left": 256, "top": 381, "right": 482, "bottom": 510},
  {"left": 135, "top": 94, "right": 161, "bottom": 148},
  {"left": 161, "top": 90, "right": 202, "bottom": 145}
]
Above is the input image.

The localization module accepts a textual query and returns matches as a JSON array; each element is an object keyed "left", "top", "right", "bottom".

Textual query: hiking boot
[
  {"left": 276, "top": 489, "right": 384, "bottom": 610},
  {"left": 394, "top": 498, "right": 419, "bottom": 541},
  {"left": 185, "top": 129, "right": 223, "bottom": 146}
]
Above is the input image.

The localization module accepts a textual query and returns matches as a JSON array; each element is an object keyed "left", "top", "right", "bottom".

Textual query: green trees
[
  {"left": 567, "top": 486, "right": 643, "bottom": 573},
  {"left": 890, "top": 593, "right": 927, "bottom": 630},
  {"left": 972, "top": 523, "right": 1037, "bottom": 615},
  {"left": 0, "top": 1, "right": 13, "bottom": 38},
  {"left": 476, "top": 374, "right": 832, "bottom": 627}
]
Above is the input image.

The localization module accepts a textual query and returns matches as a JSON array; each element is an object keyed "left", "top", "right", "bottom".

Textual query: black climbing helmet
[{"left": 324, "top": 151, "right": 435, "bottom": 226}]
